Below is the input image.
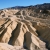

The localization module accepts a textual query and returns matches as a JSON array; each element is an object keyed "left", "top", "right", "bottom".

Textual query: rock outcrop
[
  {"left": 0, "top": 43, "right": 26, "bottom": 50},
  {"left": 0, "top": 7, "right": 50, "bottom": 50}
]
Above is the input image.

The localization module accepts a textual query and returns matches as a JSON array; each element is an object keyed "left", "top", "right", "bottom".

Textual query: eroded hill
[{"left": 0, "top": 5, "right": 50, "bottom": 50}]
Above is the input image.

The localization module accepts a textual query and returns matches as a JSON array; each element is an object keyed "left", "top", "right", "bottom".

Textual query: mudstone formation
[{"left": 0, "top": 7, "right": 50, "bottom": 50}]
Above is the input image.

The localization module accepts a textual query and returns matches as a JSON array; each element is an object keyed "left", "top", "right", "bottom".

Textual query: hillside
[{"left": 0, "top": 3, "right": 50, "bottom": 50}]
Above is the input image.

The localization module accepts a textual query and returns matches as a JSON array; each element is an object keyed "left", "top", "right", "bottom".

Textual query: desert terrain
[{"left": 0, "top": 3, "right": 50, "bottom": 50}]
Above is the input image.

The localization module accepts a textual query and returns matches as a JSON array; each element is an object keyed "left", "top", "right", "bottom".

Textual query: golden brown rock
[{"left": 0, "top": 9, "right": 49, "bottom": 50}]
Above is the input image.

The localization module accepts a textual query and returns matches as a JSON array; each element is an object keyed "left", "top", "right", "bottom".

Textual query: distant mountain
[
  {"left": 7, "top": 6, "right": 27, "bottom": 10},
  {"left": 6, "top": 3, "right": 50, "bottom": 10},
  {"left": 35, "top": 3, "right": 50, "bottom": 10},
  {"left": 0, "top": 3, "right": 50, "bottom": 10}
]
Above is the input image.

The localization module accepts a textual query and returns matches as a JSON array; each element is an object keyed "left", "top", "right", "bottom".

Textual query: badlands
[{"left": 0, "top": 4, "right": 50, "bottom": 50}]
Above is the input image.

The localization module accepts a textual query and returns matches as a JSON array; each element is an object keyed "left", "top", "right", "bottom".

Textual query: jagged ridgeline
[{"left": 0, "top": 3, "right": 50, "bottom": 50}]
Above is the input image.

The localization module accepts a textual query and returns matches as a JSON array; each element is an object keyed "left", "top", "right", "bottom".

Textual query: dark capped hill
[
  {"left": 6, "top": 3, "right": 50, "bottom": 10},
  {"left": 35, "top": 3, "right": 50, "bottom": 10}
]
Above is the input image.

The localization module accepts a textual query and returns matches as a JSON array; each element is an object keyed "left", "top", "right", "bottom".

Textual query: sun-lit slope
[{"left": 0, "top": 7, "right": 50, "bottom": 50}]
